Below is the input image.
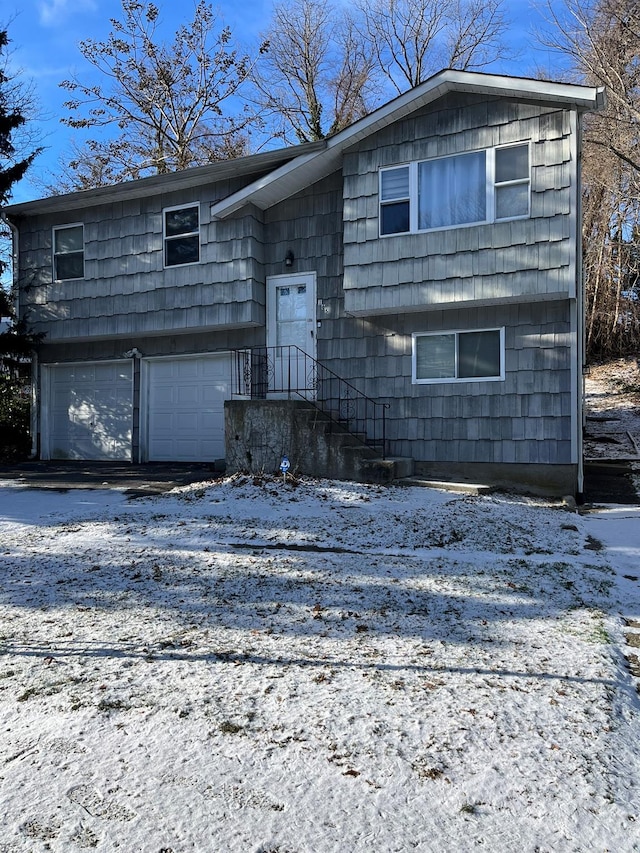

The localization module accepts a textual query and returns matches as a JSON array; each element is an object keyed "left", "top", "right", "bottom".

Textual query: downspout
[
  {"left": 573, "top": 87, "right": 606, "bottom": 502},
  {"left": 123, "top": 347, "right": 143, "bottom": 463},
  {"left": 571, "top": 110, "right": 585, "bottom": 501},
  {"left": 1, "top": 211, "right": 39, "bottom": 458}
]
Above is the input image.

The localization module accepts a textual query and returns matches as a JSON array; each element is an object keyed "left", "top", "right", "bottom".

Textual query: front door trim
[{"left": 266, "top": 271, "right": 317, "bottom": 360}]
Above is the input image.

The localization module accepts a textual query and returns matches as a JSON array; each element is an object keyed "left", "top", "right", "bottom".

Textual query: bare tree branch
[
  {"left": 354, "top": 0, "right": 511, "bottom": 96},
  {"left": 58, "top": 0, "right": 265, "bottom": 186},
  {"left": 253, "top": 0, "right": 376, "bottom": 143},
  {"left": 542, "top": 0, "right": 640, "bottom": 357}
]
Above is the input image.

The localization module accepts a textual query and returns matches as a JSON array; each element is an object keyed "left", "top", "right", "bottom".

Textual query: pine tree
[{"left": 0, "top": 27, "right": 41, "bottom": 459}]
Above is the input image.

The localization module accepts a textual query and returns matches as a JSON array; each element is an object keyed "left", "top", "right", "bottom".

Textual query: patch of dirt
[{"left": 584, "top": 357, "right": 640, "bottom": 459}]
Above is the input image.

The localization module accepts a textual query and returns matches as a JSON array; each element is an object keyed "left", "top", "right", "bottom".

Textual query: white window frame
[
  {"left": 493, "top": 143, "right": 531, "bottom": 222},
  {"left": 53, "top": 223, "right": 85, "bottom": 281},
  {"left": 411, "top": 327, "right": 505, "bottom": 384},
  {"left": 163, "top": 203, "right": 200, "bottom": 268},
  {"left": 380, "top": 142, "right": 530, "bottom": 237}
]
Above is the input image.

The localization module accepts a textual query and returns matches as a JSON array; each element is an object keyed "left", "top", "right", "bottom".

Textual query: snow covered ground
[{"left": 1, "top": 475, "right": 640, "bottom": 852}]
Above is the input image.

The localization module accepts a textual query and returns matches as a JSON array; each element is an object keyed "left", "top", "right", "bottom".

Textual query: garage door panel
[
  {"left": 149, "top": 440, "right": 172, "bottom": 457},
  {"left": 52, "top": 389, "right": 72, "bottom": 408},
  {"left": 147, "top": 354, "right": 230, "bottom": 462},
  {"left": 202, "top": 385, "right": 228, "bottom": 402},
  {"left": 200, "top": 410, "right": 223, "bottom": 429},
  {"left": 47, "top": 362, "right": 133, "bottom": 461},
  {"left": 151, "top": 362, "right": 175, "bottom": 381},
  {"left": 179, "top": 362, "right": 201, "bottom": 379},
  {"left": 176, "top": 386, "right": 201, "bottom": 405},
  {"left": 152, "top": 387, "right": 176, "bottom": 406},
  {"left": 175, "top": 413, "right": 199, "bottom": 431}
]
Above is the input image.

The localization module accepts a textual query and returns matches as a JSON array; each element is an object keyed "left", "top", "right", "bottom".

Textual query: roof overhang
[
  {"left": 6, "top": 70, "right": 605, "bottom": 221},
  {"left": 209, "top": 70, "right": 605, "bottom": 220},
  {"left": 4, "top": 142, "right": 325, "bottom": 217}
]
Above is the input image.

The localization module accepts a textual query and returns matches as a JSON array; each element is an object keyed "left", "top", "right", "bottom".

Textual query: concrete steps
[
  {"left": 395, "top": 476, "right": 495, "bottom": 495},
  {"left": 226, "top": 398, "right": 411, "bottom": 484}
]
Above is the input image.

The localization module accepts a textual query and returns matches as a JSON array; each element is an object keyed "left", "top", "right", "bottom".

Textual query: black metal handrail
[{"left": 231, "top": 345, "right": 389, "bottom": 458}]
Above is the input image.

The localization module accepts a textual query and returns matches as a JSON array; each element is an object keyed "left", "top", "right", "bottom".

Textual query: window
[
  {"left": 53, "top": 224, "right": 84, "bottom": 280},
  {"left": 412, "top": 328, "right": 504, "bottom": 383},
  {"left": 380, "top": 166, "right": 410, "bottom": 236},
  {"left": 494, "top": 144, "right": 530, "bottom": 220},
  {"left": 164, "top": 204, "right": 200, "bottom": 267},
  {"left": 380, "top": 143, "right": 529, "bottom": 235}
]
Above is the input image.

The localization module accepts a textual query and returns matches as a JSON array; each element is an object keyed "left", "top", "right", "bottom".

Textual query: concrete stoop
[
  {"left": 226, "top": 398, "right": 413, "bottom": 484},
  {"left": 395, "top": 476, "right": 495, "bottom": 495},
  {"left": 358, "top": 455, "right": 415, "bottom": 484}
]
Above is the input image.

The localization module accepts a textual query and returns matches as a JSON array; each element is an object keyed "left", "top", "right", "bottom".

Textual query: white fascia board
[
  {"left": 430, "top": 70, "right": 605, "bottom": 111},
  {"left": 210, "top": 70, "right": 605, "bottom": 220},
  {"left": 210, "top": 149, "right": 329, "bottom": 219}
]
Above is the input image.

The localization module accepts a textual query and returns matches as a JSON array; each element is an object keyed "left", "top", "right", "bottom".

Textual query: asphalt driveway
[{"left": 0, "top": 461, "right": 222, "bottom": 497}]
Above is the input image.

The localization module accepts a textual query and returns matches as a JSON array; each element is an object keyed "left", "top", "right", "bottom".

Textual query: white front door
[{"left": 266, "top": 273, "right": 316, "bottom": 394}]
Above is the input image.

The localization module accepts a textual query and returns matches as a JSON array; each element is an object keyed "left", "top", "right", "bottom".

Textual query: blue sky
[{"left": 4, "top": 0, "right": 566, "bottom": 204}]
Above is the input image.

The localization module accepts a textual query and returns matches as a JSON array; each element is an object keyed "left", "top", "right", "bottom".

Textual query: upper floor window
[
  {"left": 380, "top": 143, "right": 530, "bottom": 235},
  {"left": 412, "top": 328, "right": 505, "bottom": 384},
  {"left": 53, "top": 224, "right": 84, "bottom": 280},
  {"left": 164, "top": 204, "right": 200, "bottom": 267}
]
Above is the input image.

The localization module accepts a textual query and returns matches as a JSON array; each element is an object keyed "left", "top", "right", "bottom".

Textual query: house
[{"left": 4, "top": 70, "right": 605, "bottom": 497}]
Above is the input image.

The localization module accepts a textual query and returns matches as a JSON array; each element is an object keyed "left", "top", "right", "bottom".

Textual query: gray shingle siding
[
  {"left": 16, "top": 187, "right": 268, "bottom": 341},
  {"left": 320, "top": 301, "right": 574, "bottom": 467},
  {"left": 343, "top": 94, "right": 576, "bottom": 316}
]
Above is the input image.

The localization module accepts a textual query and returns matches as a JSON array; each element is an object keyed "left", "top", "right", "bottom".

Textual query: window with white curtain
[
  {"left": 412, "top": 328, "right": 505, "bottom": 383},
  {"left": 380, "top": 143, "right": 529, "bottom": 235}
]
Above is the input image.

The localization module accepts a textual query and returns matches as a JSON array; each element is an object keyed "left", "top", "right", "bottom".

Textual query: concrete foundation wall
[
  {"left": 225, "top": 399, "right": 374, "bottom": 482},
  {"left": 225, "top": 399, "right": 575, "bottom": 496},
  {"left": 413, "top": 460, "right": 577, "bottom": 497}
]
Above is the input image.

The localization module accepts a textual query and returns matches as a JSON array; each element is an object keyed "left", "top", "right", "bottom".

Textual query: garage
[
  {"left": 45, "top": 361, "right": 133, "bottom": 460},
  {"left": 145, "top": 354, "right": 231, "bottom": 462}
]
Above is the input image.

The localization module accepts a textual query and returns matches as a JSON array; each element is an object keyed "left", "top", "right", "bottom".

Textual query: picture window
[{"left": 380, "top": 143, "right": 530, "bottom": 235}]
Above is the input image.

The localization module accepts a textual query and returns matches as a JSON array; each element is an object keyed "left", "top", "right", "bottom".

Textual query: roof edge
[
  {"left": 7, "top": 70, "right": 605, "bottom": 220},
  {"left": 211, "top": 70, "right": 605, "bottom": 220},
  {"left": 5, "top": 141, "right": 325, "bottom": 216}
]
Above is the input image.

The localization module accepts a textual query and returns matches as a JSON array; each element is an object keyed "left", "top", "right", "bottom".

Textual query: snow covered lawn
[{"left": 1, "top": 475, "right": 640, "bottom": 852}]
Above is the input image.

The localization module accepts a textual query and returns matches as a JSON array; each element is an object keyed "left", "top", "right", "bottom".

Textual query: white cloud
[{"left": 38, "top": 0, "right": 97, "bottom": 28}]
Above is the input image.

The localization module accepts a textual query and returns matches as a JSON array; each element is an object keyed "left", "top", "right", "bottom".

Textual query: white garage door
[
  {"left": 146, "top": 354, "right": 231, "bottom": 462},
  {"left": 46, "top": 362, "right": 133, "bottom": 460}
]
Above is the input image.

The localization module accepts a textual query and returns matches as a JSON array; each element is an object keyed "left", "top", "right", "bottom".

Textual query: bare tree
[
  {"left": 543, "top": 0, "right": 640, "bottom": 169},
  {"left": 581, "top": 131, "right": 640, "bottom": 358},
  {"left": 354, "top": 0, "right": 511, "bottom": 96},
  {"left": 543, "top": 0, "right": 640, "bottom": 358},
  {"left": 0, "top": 28, "right": 41, "bottom": 211},
  {"left": 59, "top": 0, "right": 266, "bottom": 186},
  {"left": 253, "top": 0, "right": 376, "bottom": 143}
]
